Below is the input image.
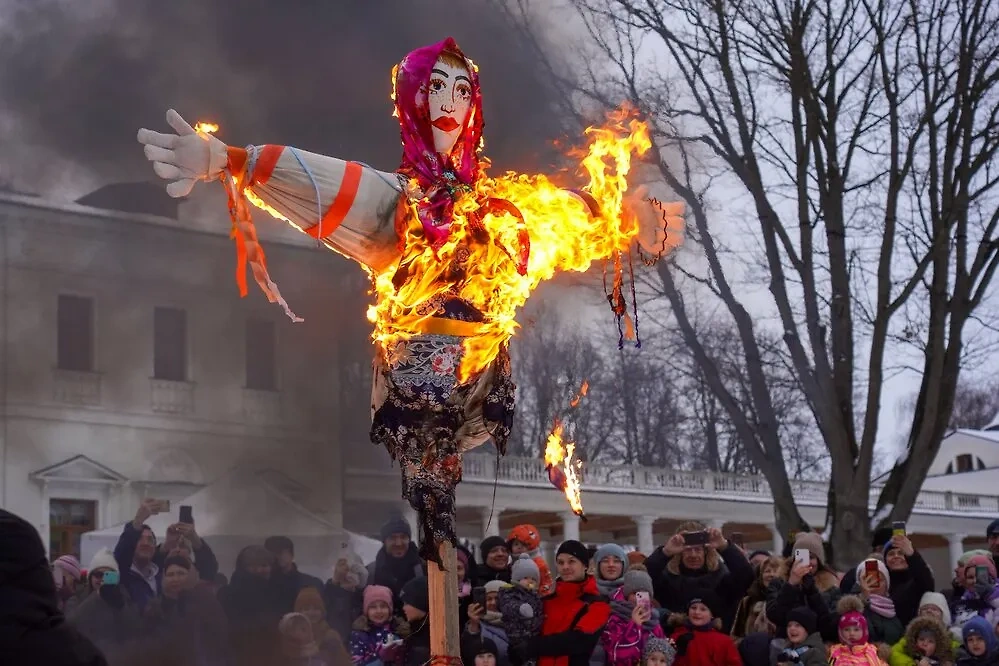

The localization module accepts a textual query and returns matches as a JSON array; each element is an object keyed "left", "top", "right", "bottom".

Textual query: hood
[
  {"left": 903, "top": 616, "right": 955, "bottom": 663},
  {"left": 0, "top": 510, "right": 62, "bottom": 637}
]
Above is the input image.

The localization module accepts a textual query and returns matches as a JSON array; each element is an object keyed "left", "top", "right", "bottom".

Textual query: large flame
[
  {"left": 367, "top": 108, "right": 653, "bottom": 381},
  {"left": 545, "top": 418, "right": 585, "bottom": 517}
]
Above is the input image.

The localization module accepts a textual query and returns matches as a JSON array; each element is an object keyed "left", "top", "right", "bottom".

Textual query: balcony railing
[
  {"left": 52, "top": 369, "right": 102, "bottom": 406},
  {"left": 458, "top": 455, "right": 999, "bottom": 515}
]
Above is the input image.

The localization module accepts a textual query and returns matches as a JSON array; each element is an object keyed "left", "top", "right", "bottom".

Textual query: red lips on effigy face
[{"left": 431, "top": 115, "right": 460, "bottom": 132}]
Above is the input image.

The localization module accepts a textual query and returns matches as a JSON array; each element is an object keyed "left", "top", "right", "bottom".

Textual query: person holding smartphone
[
  {"left": 951, "top": 555, "right": 999, "bottom": 631},
  {"left": 881, "top": 526, "right": 935, "bottom": 626},
  {"left": 66, "top": 548, "right": 144, "bottom": 661},
  {"left": 764, "top": 532, "right": 841, "bottom": 643},
  {"left": 599, "top": 569, "right": 665, "bottom": 666}
]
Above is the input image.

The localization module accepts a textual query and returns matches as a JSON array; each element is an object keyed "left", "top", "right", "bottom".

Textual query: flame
[
  {"left": 194, "top": 121, "right": 219, "bottom": 134},
  {"left": 545, "top": 419, "right": 585, "bottom": 517},
  {"left": 366, "top": 107, "right": 655, "bottom": 382},
  {"left": 569, "top": 380, "right": 589, "bottom": 408}
]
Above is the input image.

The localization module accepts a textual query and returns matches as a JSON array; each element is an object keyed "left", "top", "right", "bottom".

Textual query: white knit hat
[
  {"left": 88, "top": 547, "right": 119, "bottom": 574},
  {"left": 855, "top": 558, "right": 890, "bottom": 590}
]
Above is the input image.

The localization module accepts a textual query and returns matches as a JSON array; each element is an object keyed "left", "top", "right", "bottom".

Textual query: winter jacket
[
  {"left": 829, "top": 643, "right": 887, "bottom": 666},
  {"left": 864, "top": 606, "right": 904, "bottom": 646},
  {"left": 765, "top": 570, "right": 840, "bottom": 642},
  {"left": 477, "top": 563, "right": 514, "bottom": 586},
  {"left": 954, "top": 648, "right": 999, "bottom": 666},
  {"left": 498, "top": 584, "right": 544, "bottom": 645},
  {"left": 271, "top": 564, "right": 324, "bottom": 614},
  {"left": 734, "top": 560, "right": 783, "bottom": 639},
  {"left": 515, "top": 576, "right": 612, "bottom": 666},
  {"left": 67, "top": 584, "right": 144, "bottom": 662},
  {"left": 885, "top": 553, "right": 936, "bottom": 626},
  {"left": 349, "top": 615, "right": 411, "bottom": 666},
  {"left": 769, "top": 632, "right": 827, "bottom": 666},
  {"left": 951, "top": 585, "right": 999, "bottom": 630},
  {"left": 646, "top": 542, "right": 755, "bottom": 632},
  {"left": 600, "top": 588, "right": 665, "bottom": 666},
  {"left": 324, "top": 581, "right": 365, "bottom": 646},
  {"left": 366, "top": 545, "right": 425, "bottom": 615},
  {"left": 113, "top": 522, "right": 161, "bottom": 612},
  {"left": 669, "top": 624, "right": 743, "bottom": 666},
  {"left": 888, "top": 616, "right": 957, "bottom": 666},
  {"left": 142, "top": 586, "right": 229, "bottom": 666},
  {"left": 463, "top": 613, "right": 511, "bottom": 664},
  {"left": 403, "top": 617, "right": 431, "bottom": 666}
]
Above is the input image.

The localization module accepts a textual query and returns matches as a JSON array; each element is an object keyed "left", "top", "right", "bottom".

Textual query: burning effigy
[{"left": 137, "top": 37, "right": 683, "bottom": 565}]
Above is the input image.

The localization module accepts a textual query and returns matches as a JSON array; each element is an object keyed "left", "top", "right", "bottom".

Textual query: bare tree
[
  {"left": 542, "top": 0, "right": 999, "bottom": 566},
  {"left": 898, "top": 377, "right": 999, "bottom": 434}
]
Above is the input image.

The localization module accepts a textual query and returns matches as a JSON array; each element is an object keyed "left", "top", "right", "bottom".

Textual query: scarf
[
  {"left": 482, "top": 610, "right": 504, "bottom": 626},
  {"left": 868, "top": 594, "right": 896, "bottom": 618},
  {"left": 597, "top": 575, "right": 624, "bottom": 598},
  {"left": 610, "top": 597, "right": 660, "bottom": 633}
]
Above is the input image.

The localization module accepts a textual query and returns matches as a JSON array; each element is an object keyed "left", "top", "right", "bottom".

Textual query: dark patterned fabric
[{"left": 370, "top": 300, "right": 516, "bottom": 566}]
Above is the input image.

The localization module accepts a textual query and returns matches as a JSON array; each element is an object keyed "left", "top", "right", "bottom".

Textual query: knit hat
[
  {"left": 479, "top": 536, "right": 508, "bottom": 560},
  {"left": 786, "top": 606, "right": 818, "bottom": 635},
  {"left": 918, "top": 591, "right": 952, "bottom": 626},
  {"left": 380, "top": 516, "right": 411, "bottom": 542},
  {"left": 622, "top": 569, "right": 654, "bottom": 598},
  {"left": 986, "top": 519, "right": 999, "bottom": 538},
  {"left": 53, "top": 554, "right": 82, "bottom": 581},
  {"left": 962, "top": 616, "right": 999, "bottom": 653},
  {"left": 643, "top": 636, "right": 677, "bottom": 666},
  {"left": 363, "top": 584, "right": 393, "bottom": 613},
  {"left": 792, "top": 532, "right": 824, "bottom": 564},
  {"left": 556, "top": 539, "right": 591, "bottom": 566},
  {"left": 686, "top": 591, "right": 722, "bottom": 617},
  {"left": 87, "top": 548, "right": 118, "bottom": 574},
  {"left": 461, "top": 636, "right": 500, "bottom": 666},
  {"left": 855, "top": 558, "right": 890, "bottom": 590},
  {"left": 594, "top": 543, "right": 628, "bottom": 569},
  {"left": 628, "top": 551, "right": 647, "bottom": 566},
  {"left": 511, "top": 554, "right": 540, "bottom": 583},
  {"left": 507, "top": 524, "right": 542, "bottom": 551},
  {"left": 963, "top": 554, "right": 997, "bottom": 580},
  {"left": 483, "top": 580, "right": 507, "bottom": 595},
  {"left": 400, "top": 576, "right": 429, "bottom": 613},
  {"left": 838, "top": 611, "right": 869, "bottom": 645}
]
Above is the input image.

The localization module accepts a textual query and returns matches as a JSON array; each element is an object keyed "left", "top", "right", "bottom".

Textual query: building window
[
  {"left": 57, "top": 295, "right": 94, "bottom": 371},
  {"left": 49, "top": 499, "right": 95, "bottom": 558},
  {"left": 956, "top": 453, "right": 974, "bottom": 473},
  {"left": 154, "top": 307, "right": 187, "bottom": 381},
  {"left": 246, "top": 318, "right": 276, "bottom": 390}
]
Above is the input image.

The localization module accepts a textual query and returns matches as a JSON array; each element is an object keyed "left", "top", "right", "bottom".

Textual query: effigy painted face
[{"left": 427, "top": 55, "right": 472, "bottom": 156}]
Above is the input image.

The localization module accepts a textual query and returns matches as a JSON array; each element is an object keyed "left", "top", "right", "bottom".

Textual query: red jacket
[
  {"left": 529, "top": 576, "right": 611, "bottom": 666},
  {"left": 669, "top": 625, "right": 742, "bottom": 666}
]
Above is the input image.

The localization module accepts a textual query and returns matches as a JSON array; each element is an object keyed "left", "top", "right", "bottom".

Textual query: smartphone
[
  {"left": 102, "top": 570, "right": 120, "bottom": 586},
  {"left": 891, "top": 521, "right": 906, "bottom": 537},
  {"left": 683, "top": 531, "right": 709, "bottom": 546},
  {"left": 976, "top": 565, "right": 991, "bottom": 586},
  {"left": 794, "top": 549, "right": 810, "bottom": 568},
  {"left": 865, "top": 559, "right": 879, "bottom": 574},
  {"left": 472, "top": 586, "right": 487, "bottom": 607},
  {"left": 730, "top": 532, "right": 745, "bottom": 548},
  {"left": 635, "top": 590, "right": 651, "bottom": 612},
  {"left": 179, "top": 505, "right": 193, "bottom": 524}
]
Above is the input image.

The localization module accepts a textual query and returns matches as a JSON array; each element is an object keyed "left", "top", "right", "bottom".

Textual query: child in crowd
[
  {"left": 507, "top": 524, "right": 554, "bottom": 596},
  {"left": 829, "top": 609, "right": 887, "bottom": 666},
  {"left": 769, "top": 607, "right": 826, "bottom": 666},
  {"left": 667, "top": 594, "right": 742, "bottom": 666},
  {"left": 955, "top": 617, "right": 999, "bottom": 666},
  {"left": 891, "top": 616, "right": 955, "bottom": 666},
  {"left": 349, "top": 585, "right": 409, "bottom": 666},
  {"left": 498, "top": 554, "right": 544, "bottom": 665},
  {"left": 601, "top": 568, "right": 665, "bottom": 666},
  {"left": 952, "top": 557, "right": 999, "bottom": 631},
  {"left": 642, "top": 637, "right": 678, "bottom": 666},
  {"left": 461, "top": 636, "right": 501, "bottom": 666},
  {"left": 278, "top": 612, "right": 329, "bottom": 666}
]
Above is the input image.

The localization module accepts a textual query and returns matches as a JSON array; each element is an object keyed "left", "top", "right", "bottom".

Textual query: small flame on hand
[{"left": 194, "top": 121, "right": 219, "bottom": 135}]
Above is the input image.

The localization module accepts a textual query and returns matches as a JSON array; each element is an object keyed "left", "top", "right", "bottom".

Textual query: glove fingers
[
  {"left": 166, "top": 178, "right": 195, "bottom": 198},
  {"left": 137, "top": 128, "right": 178, "bottom": 149},
  {"left": 166, "top": 109, "right": 196, "bottom": 137},
  {"left": 144, "top": 145, "right": 176, "bottom": 164},
  {"left": 153, "top": 162, "right": 183, "bottom": 180}
]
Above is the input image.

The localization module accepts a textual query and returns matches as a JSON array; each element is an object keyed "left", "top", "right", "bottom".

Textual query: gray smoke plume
[{"left": 0, "top": 0, "right": 569, "bottom": 197}]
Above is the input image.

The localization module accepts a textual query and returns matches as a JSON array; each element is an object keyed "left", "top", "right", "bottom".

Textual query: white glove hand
[
  {"left": 519, "top": 602, "right": 534, "bottom": 619},
  {"left": 137, "top": 109, "right": 227, "bottom": 198}
]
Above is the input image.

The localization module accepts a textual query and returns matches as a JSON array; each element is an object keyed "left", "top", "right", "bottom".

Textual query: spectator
[
  {"left": 734, "top": 556, "right": 783, "bottom": 639},
  {"left": 839, "top": 528, "right": 894, "bottom": 595},
  {"left": 917, "top": 592, "right": 953, "bottom": 628},
  {"left": 400, "top": 576, "right": 431, "bottom": 666},
  {"left": 645, "top": 521, "right": 754, "bottom": 633},
  {"left": 323, "top": 549, "right": 367, "bottom": 645},
  {"left": 768, "top": 606, "right": 826, "bottom": 666},
  {"left": 600, "top": 568, "right": 666, "bottom": 666},
  {"left": 53, "top": 554, "right": 83, "bottom": 613},
  {"left": 113, "top": 499, "right": 164, "bottom": 612},
  {"left": 951, "top": 555, "right": 999, "bottom": 630},
  {"left": 888, "top": 616, "right": 956, "bottom": 666},
  {"left": 156, "top": 521, "right": 219, "bottom": 585},
  {"left": 882, "top": 535, "right": 935, "bottom": 626},
  {"left": 513, "top": 539, "right": 612, "bottom": 666},
  {"left": 0, "top": 509, "right": 109, "bottom": 666},
  {"left": 367, "top": 516, "right": 424, "bottom": 613},
  {"left": 766, "top": 533, "right": 840, "bottom": 641},
  {"left": 956, "top": 616, "right": 998, "bottom": 666},
  {"left": 478, "top": 536, "right": 513, "bottom": 585},
  {"left": 829, "top": 608, "right": 886, "bottom": 666},
  {"left": 748, "top": 552, "right": 772, "bottom": 571},
  {"left": 462, "top": 636, "right": 501, "bottom": 666},
  {"left": 68, "top": 549, "right": 143, "bottom": 662},
  {"left": 498, "top": 555, "right": 544, "bottom": 665},
  {"left": 595, "top": 544, "right": 629, "bottom": 597},
  {"left": 218, "top": 545, "right": 284, "bottom": 666},
  {"left": 266, "top": 536, "right": 324, "bottom": 613},
  {"left": 508, "top": 524, "right": 555, "bottom": 596},
  {"left": 945, "top": 552, "right": 995, "bottom": 609},
  {"left": 630, "top": 552, "right": 648, "bottom": 569},
  {"left": 852, "top": 559, "right": 904, "bottom": 645},
  {"left": 665, "top": 594, "right": 742, "bottom": 666},
  {"left": 295, "top": 586, "right": 351, "bottom": 666},
  {"left": 642, "top": 636, "right": 678, "bottom": 666},
  {"left": 350, "top": 584, "right": 410, "bottom": 666},
  {"left": 465, "top": 580, "right": 511, "bottom": 663},
  {"left": 277, "top": 612, "right": 327, "bottom": 666},
  {"left": 988, "top": 521, "right": 999, "bottom": 561}
]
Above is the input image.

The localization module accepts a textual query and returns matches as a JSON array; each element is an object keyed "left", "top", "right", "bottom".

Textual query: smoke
[{"left": 0, "top": 0, "right": 570, "bottom": 198}]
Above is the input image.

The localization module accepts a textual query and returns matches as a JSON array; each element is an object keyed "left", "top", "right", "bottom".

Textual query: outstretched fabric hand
[{"left": 136, "top": 37, "right": 683, "bottom": 566}]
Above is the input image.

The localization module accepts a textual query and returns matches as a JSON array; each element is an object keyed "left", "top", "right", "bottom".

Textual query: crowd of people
[{"left": 4, "top": 504, "right": 999, "bottom": 666}]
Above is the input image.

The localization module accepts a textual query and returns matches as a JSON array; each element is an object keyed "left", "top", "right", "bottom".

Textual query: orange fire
[
  {"left": 367, "top": 108, "right": 655, "bottom": 382},
  {"left": 545, "top": 418, "right": 585, "bottom": 517},
  {"left": 194, "top": 121, "right": 219, "bottom": 134},
  {"left": 569, "top": 380, "right": 589, "bottom": 408}
]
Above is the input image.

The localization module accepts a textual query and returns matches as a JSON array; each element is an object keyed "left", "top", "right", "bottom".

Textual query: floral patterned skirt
[{"left": 370, "top": 326, "right": 516, "bottom": 566}]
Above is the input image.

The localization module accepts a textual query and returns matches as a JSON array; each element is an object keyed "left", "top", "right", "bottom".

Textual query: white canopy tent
[{"left": 81, "top": 465, "right": 381, "bottom": 579}]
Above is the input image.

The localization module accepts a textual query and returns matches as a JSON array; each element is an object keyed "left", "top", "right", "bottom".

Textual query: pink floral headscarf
[{"left": 393, "top": 37, "right": 485, "bottom": 247}]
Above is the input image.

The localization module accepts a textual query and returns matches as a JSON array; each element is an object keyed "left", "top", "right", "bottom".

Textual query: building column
[
  {"left": 635, "top": 515, "right": 656, "bottom": 555},
  {"left": 560, "top": 511, "right": 581, "bottom": 542},
  {"left": 481, "top": 506, "right": 503, "bottom": 538},
  {"left": 770, "top": 524, "right": 784, "bottom": 554},
  {"left": 947, "top": 533, "right": 966, "bottom": 568}
]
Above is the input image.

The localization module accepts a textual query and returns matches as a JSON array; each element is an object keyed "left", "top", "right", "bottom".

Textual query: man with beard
[
  {"left": 0, "top": 509, "right": 108, "bottom": 666},
  {"left": 367, "top": 516, "right": 424, "bottom": 614}
]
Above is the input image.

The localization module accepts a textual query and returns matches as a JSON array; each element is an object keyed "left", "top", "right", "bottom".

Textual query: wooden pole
[{"left": 428, "top": 540, "right": 460, "bottom": 665}]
